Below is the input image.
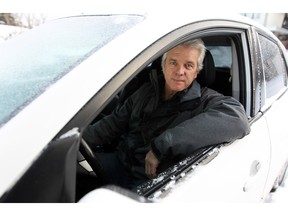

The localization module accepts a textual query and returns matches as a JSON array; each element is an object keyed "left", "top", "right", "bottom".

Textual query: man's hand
[{"left": 145, "top": 150, "right": 160, "bottom": 178}]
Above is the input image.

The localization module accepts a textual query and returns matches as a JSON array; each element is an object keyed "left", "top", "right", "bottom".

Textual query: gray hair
[{"left": 161, "top": 39, "right": 206, "bottom": 72}]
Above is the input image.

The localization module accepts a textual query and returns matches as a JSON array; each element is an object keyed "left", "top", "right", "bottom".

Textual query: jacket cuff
[{"left": 150, "top": 142, "right": 162, "bottom": 161}]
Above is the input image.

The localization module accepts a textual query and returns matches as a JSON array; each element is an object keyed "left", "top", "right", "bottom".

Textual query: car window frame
[{"left": 57, "top": 20, "right": 253, "bottom": 137}]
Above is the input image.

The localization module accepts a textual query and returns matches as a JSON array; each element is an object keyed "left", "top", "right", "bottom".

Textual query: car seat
[{"left": 196, "top": 49, "right": 216, "bottom": 88}]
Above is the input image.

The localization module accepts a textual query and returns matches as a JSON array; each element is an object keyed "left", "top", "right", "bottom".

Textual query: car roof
[
  {"left": 55, "top": 11, "right": 275, "bottom": 40},
  {"left": 50, "top": 13, "right": 277, "bottom": 53}
]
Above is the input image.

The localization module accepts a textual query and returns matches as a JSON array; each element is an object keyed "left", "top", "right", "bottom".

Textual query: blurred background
[{"left": 242, "top": 13, "right": 288, "bottom": 50}]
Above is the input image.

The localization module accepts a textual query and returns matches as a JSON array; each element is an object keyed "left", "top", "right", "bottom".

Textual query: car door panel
[
  {"left": 157, "top": 115, "right": 270, "bottom": 202},
  {"left": 262, "top": 90, "right": 288, "bottom": 195}
]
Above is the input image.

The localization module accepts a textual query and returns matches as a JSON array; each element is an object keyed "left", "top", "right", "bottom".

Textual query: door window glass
[{"left": 258, "top": 34, "right": 287, "bottom": 99}]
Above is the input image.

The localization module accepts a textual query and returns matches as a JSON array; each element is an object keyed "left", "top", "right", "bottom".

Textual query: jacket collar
[
  {"left": 150, "top": 70, "right": 201, "bottom": 103},
  {"left": 180, "top": 80, "right": 201, "bottom": 102}
]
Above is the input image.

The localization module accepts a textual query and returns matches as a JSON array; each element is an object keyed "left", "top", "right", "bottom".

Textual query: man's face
[{"left": 163, "top": 45, "right": 200, "bottom": 93}]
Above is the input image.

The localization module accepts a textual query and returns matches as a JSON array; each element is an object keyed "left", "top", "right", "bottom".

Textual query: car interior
[{"left": 94, "top": 35, "right": 240, "bottom": 117}]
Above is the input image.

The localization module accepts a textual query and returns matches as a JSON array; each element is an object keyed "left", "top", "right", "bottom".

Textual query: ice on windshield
[{"left": 0, "top": 15, "right": 144, "bottom": 127}]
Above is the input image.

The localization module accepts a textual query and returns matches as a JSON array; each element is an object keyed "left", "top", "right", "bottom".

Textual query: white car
[{"left": 0, "top": 12, "right": 288, "bottom": 203}]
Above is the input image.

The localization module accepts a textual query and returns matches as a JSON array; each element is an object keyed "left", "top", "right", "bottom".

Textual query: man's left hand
[{"left": 145, "top": 150, "right": 160, "bottom": 178}]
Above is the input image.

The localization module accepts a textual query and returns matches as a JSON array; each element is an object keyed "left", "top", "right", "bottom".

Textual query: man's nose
[{"left": 176, "top": 65, "right": 185, "bottom": 76}]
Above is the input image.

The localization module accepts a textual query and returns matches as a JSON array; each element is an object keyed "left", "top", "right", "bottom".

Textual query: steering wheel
[{"left": 79, "top": 138, "right": 108, "bottom": 184}]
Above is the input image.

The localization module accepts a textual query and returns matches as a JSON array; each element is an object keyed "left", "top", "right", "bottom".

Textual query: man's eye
[
  {"left": 185, "top": 64, "right": 193, "bottom": 69},
  {"left": 169, "top": 61, "right": 177, "bottom": 67}
]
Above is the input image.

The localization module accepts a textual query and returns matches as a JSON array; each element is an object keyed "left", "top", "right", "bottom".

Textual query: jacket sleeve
[
  {"left": 82, "top": 95, "right": 134, "bottom": 148},
  {"left": 82, "top": 83, "right": 151, "bottom": 148},
  {"left": 151, "top": 88, "right": 251, "bottom": 161}
]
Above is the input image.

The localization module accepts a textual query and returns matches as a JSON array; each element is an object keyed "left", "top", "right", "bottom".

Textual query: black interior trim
[{"left": 0, "top": 134, "right": 80, "bottom": 203}]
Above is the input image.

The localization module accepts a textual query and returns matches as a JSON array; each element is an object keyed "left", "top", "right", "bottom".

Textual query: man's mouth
[{"left": 173, "top": 79, "right": 185, "bottom": 83}]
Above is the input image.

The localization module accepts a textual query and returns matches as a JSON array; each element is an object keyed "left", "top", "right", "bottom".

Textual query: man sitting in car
[{"left": 83, "top": 38, "right": 251, "bottom": 190}]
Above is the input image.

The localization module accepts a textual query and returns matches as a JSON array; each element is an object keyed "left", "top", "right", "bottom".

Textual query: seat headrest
[{"left": 197, "top": 50, "right": 215, "bottom": 87}]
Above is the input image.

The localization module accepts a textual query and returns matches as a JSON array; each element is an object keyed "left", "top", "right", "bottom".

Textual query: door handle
[{"left": 243, "top": 160, "right": 261, "bottom": 192}]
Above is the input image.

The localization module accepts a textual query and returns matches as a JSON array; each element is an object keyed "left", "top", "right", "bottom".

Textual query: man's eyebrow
[
  {"left": 168, "top": 58, "right": 177, "bottom": 61},
  {"left": 181, "top": 60, "right": 194, "bottom": 65}
]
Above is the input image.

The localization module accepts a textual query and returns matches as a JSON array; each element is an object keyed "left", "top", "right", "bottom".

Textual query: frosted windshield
[{"left": 0, "top": 15, "right": 144, "bottom": 126}]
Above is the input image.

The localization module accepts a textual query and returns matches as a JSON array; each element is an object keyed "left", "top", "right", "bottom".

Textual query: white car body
[{"left": 0, "top": 12, "right": 288, "bottom": 203}]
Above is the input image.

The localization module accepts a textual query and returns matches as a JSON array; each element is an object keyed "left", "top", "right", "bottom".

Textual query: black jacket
[{"left": 83, "top": 74, "right": 250, "bottom": 180}]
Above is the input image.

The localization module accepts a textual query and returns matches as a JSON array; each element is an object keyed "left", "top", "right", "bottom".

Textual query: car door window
[
  {"left": 206, "top": 44, "right": 233, "bottom": 97},
  {"left": 207, "top": 45, "right": 232, "bottom": 68},
  {"left": 258, "top": 34, "right": 288, "bottom": 102}
]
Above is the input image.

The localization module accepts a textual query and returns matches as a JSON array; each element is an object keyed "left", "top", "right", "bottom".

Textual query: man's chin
[{"left": 172, "top": 87, "right": 186, "bottom": 92}]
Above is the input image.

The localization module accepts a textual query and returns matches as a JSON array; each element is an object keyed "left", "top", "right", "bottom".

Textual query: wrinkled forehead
[{"left": 166, "top": 45, "right": 200, "bottom": 61}]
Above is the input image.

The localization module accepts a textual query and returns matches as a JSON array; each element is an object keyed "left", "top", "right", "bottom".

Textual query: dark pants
[
  {"left": 96, "top": 151, "right": 147, "bottom": 190},
  {"left": 76, "top": 151, "right": 147, "bottom": 201},
  {"left": 76, "top": 151, "right": 133, "bottom": 201},
  {"left": 95, "top": 152, "right": 133, "bottom": 189}
]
